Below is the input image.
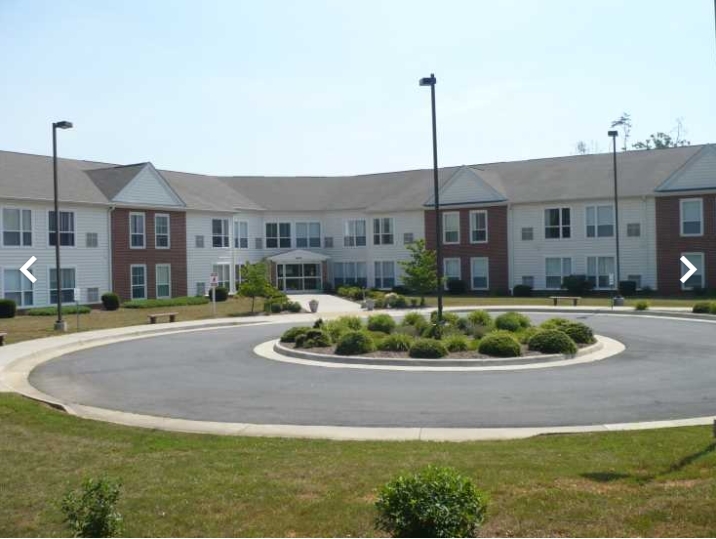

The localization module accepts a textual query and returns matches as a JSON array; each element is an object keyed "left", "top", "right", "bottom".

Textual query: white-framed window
[
  {"left": 195, "top": 235, "right": 205, "bottom": 248},
  {"left": 129, "top": 212, "right": 145, "bottom": 249},
  {"left": 469, "top": 210, "right": 487, "bottom": 243},
  {"left": 373, "top": 218, "right": 394, "bottom": 245},
  {"left": 521, "top": 227, "right": 534, "bottom": 241},
  {"left": 3, "top": 268, "right": 33, "bottom": 306},
  {"left": 544, "top": 207, "right": 571, "bottom": 239},
  {"left": 626, "top": 223, "right": 641, "bottom": 237},
  {"left": 266, "top": 222, "right": 291, "bottom": 248},
  {"left": 48, "top": 210, "right": 75, "bottom": 246},
  {"left": 681, "top": 252, "right": 704, "bottom": 290},
  {"left": 234, "top": 221, "right": 248, "bottom": 249},
  {"left": 87, "top": 287, "right": 99, "bottom": 303},
  {"left": 470, "top": 257, "right": 489, "bottom": 290},
  {"left": 196, "top": 282, "right": 206, "bottom": 296},
  {"left": 343, "top": 220, "right": 366, "bottom": 247},
  {"left": 296, "top": 222, "right": 321, "bottom": 248},
  {"left": 680, "top": 199, "right": 703, "bottom": 236},
  {"left": 49, "top": 267, "right": 76, "bottom": 304},
  {"left": 626, "top": 274, "right": 642, "bottom": 289},
  {"left": 374, "top": 261, "right": 395, "bottom": 289},
  {"left": 586, "top": 205, "right": 614, "bottom": 238},
  {"left": 130, "top": 265, "right": 146, "bottom": 300},
  {"left": 403, "top": 232, "right": 414, "bottom": 244},
  {"left": 212, "top": 218, "right": 229, "bottom": 248},
  {"left": 86, "top": 232, "right": 98, "bottom": 248},
  {"left": 522, "top": 276, "right": 534, "bottom": 287},
  {"left": 155, "top": 214, "right": 170, "bottom": 249},
  {"left": 155, "top": 264, "right": 171, "bottom": 299},
  {"left": 587, "top": 256, "right": 616, "bottom": 289},
  {"left": 443, "top": 212, "right": 460, "bottom": 244},
  {"left": 2, "top": 208, "right": 32, "bottom": 246},
  {"left": 212, "top": 263, "right": 230, "bottom": 289},
  {"left": 333, "top": 261, "right": 367, "bottom": 287},
  {"left": 545, "top": 257, "right": 572, "bottom": 289},
  {"left": 443, "top": 257, "right": 461, "bottom": 286}
]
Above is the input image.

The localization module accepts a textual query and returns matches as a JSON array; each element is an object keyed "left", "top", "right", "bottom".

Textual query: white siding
[
  {"left": 113, "top": 164, "right": 184, "bottom": 207},
  {"left": 426, "top": 167, "right": 505, "bottom": 206},
  {"left": 658, "top": 147, "right": 716, "bottom": 192}
]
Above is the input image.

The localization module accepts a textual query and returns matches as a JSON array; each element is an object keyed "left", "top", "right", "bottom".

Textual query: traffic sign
[{"left": 210, "top": 272, "right": 218, "bottom": 288}]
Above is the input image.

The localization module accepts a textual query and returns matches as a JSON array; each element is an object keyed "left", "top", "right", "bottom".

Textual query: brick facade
[
  {"left": 656, "top": 195, "right": 716, "bottom": 294},
  {"left": 424, "top": 205, "right": 509, "bottom": 293},
  {"left": 111, "top": 208, "right": 187, "bottom": 300}
]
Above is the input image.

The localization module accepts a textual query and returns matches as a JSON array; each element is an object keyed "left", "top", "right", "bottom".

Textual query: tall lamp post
[
  {"left": 607, "top": 129, "right": 623, "bottom": 306},
  {"left": 419, "top": 73, "right": 443, "bottom": 323},
  {"left": 52, "top": 120, "right": 73, "bottom": 331}
]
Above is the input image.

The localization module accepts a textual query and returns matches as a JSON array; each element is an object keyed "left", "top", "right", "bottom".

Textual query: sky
[{"left": 1, "top": 0, "right": 715, "bottom": 176}]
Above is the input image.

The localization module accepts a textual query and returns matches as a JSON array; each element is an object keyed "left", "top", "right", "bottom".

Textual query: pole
[
  {"left": 612, "top": 135, "right": 621, "bottom": 299},
  {"left": 52, "top": 124, "right": 65, "bottom": 331},
  {"left": 430, "top": 75, "right": 443, "bottom": 324}
]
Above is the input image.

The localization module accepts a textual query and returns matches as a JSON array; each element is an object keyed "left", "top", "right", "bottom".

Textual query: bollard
[{"left": 713, "top": 419, "right": 716, "bottom": 439}]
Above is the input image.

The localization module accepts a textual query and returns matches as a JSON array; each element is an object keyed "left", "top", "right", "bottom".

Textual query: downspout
[
  {"left": 108, "top": 206, "right": 115, "bottom": 293},
  {"left": 508, "top": 203, "right": 514, "bottom": 295}
]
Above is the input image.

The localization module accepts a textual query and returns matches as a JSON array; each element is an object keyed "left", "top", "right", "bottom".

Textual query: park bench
[
  {"left": 549, "top": 296, "right": 581, "bottom": 307},
  {"left": 0, "top": 332, "right": 6, "bottom": 346},
  {"left": 147, "top": 312, "right": 178, "bottom": 324}
]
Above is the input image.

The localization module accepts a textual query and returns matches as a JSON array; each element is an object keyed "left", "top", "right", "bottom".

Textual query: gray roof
[{"left": 85, "top": 163, "right": 148, "bottom": 200}]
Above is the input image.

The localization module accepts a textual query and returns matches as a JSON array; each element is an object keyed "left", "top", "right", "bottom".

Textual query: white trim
[
  {"left": 295, "top": 221, "right": 322, "bottom": 249},
  {"left": 469, "top": 209, "right": 488, "bottom": 244},
  {"left": 372, "top": 217, "right": 395, "bottom": 246},
  {"left": 129, "top": 211, "right": 146, "bottom": 249},
  {"left": 234, "top": 220, "right": 249, "bottom": 249},
  {"left": 585, "top": 254, "right": 617, "bottom": 290},
  {"left": 154, "top": 213, "right": 171, "bottom": 249},
  {"left": 266, "top": 221, "right": 293, "bottom": 249},
  {"left": 47, "top": 265, "right": 78, "bottom": 305},
  {"left": 155, "top": 263, "right": 171, "bottom": 299},
  {"left": 681, "top": 252, "right": 705, "bottom": 291},
  {"left": 0, "top": 205, "right": 33, "bottom": 248},
  {"left": 544, "top": 255, "right": 572, "bottom": 290},
  {"left": 443, "top": 257, "right": 461, "bottom": 289},
  {"left": 129, "top": 264, "right": 147, "bottom": 300},
  {"left": 680, "top": 198, "right": 703, "bottom": 237},
  {"left": 1, "top": 266, "right": 35, "bottom": 307},
  {"left": 211, "top": 218, "right": 230, "bottom": 248},
  {"left": 585, "top": 203, "right": 615, "bottom": 239},
  {"left": 469, "top": 257, "right": 489, "bottom": 290},
  {"left": 442, "top": 211, "right": 460, "bottom": 244},
  {"left": 47, "top": 209, "right": 76, "bottom": 248},
  {"left": 543, "top": 206, "right": 572, "bottom": 240}
]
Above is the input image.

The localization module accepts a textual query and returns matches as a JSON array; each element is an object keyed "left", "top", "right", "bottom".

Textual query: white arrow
[
  {"left": 680, "top": 255, "right": 697, "bottom": 283},
  {"left": 20, "top": 256, "right": 37, "bottom": 284}
]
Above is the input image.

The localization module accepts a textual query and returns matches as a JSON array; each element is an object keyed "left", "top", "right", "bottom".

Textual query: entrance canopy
[{"left": 268, "top": 249, "right": 330, "bottom": 263}]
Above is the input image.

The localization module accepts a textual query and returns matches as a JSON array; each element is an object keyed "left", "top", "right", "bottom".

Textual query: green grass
[
  {"left": 1, "top": 394, "right": 715, "bottom": 537},
  {"left": 122, "top": 296, "right": 210, "bottom": 309}
]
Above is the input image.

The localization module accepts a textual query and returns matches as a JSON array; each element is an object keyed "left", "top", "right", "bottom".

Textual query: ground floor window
[
  {"left": 3, "top": 268, "right": 33, "bottom": 306},
  {"left": 681, "top": 253, "right": 704, "bottom": 290},
  {"left": 156, "top": 264, "right": 171, "bottom": 299},
  {"left": 196, "top": 282, "right": 206, "bottom": 296},
  {"left": 212, "top": 264, "right": 230, "bottom": 289},
  {"left": 587, "top": 256, "right": 615, "bottom": 289},
  {"left": 374, "top": 261, "right": 395, "bottom": 289},
  {"left": 545, "top": 257, "right": 571, "bottom": 289},
  {"left": 50, "top": 267, "right": 76, "bottom": 304},
  {"left": 470, "top": 257, "right": 489, "bottom": 290},
  {"left": 443, "top": 258, "right": 461, "bottom": 290},
  {"left": 277, "top": 263, "right": 322, "bottom": 291},
  {"left": 130, "top": 265, "right": 146, "bottom": 300},
  {"left": 334, "top": 261, "right": 367, "bottom": 288}
]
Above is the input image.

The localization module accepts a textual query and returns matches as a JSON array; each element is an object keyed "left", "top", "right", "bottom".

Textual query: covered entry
[{"left": 268, "top": 250, "right": 329, "bottom": 292}]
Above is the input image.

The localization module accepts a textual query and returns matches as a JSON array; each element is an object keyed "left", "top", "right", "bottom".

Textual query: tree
[
  {"left": 611, "top": 112, "right": 632, "bottom": 151},
  {"left": 238, "top": 261, "right": 271, "bottom": 313},
  {"left": 575, "top": 141, "right": 588, "bottom": 155},
  {"left": 632, "top": 119, "right": 691, "bottom": 150},
  {"left": 398, "top": 239, "right": 437, "bottom": 306},
  {"left": 574, "top": 140, "right": 601, "bottom": 155}
]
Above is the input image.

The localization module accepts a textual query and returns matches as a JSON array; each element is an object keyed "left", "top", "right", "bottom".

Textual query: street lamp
[
  {"left": 419, "top": 73, "right": 443, "bottom": 323},
  {"left": 52, "top": 120, "right": 73, "bottom": 331},
  {"left": 607, "top": 129, "right": 623, "bottom": 306}
]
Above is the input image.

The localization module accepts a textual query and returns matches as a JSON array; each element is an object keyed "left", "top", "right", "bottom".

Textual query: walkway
[{"left": 287, "top": 293, "right": 362, "bottom": 313}]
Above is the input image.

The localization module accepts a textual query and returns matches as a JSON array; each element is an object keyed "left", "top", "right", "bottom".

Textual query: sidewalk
[{"left": 287, "top": 293, "right": 362, "bottom": 313}]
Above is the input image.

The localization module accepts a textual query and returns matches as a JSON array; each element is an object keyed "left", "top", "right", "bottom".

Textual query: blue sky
[{"left": 1, "top": 0, "right": 714, "bottom": 176}]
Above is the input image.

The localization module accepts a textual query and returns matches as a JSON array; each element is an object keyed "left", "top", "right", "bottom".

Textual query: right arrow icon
[{"left": 680, "top": 256, "right": 697, "bottom": 283}]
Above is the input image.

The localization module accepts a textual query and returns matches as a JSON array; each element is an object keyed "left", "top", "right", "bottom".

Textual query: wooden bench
[
  {"left": 0, "top": 332, "right": 6, "bottom": 346},
  {"left": 549, "top": 296, "right": 581, "bottom": 307},
  {"left": 148, "top": 312, "right": 178, "bottom": 324}
]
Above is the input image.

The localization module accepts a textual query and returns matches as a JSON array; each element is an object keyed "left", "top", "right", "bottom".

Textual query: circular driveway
[{"left": 29, "top": 312, "right": 716, "bottom": 428}]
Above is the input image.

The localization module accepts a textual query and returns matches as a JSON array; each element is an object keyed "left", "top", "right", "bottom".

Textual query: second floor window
[
  {"left": 373, "top": 218, "right": 394, "bottom": 245},
  {"left": 130, "top": 213, "right": 145, "bottom": 248},
  {"left": 545, "top": 208, "right": 570, "bottom": 239},
  {"left": 344, "top": 219, "right": 366, "bottom": 247},
  {"left": 586, "top": 205, "right": 614, "bottom": 238},
  {"left": 155, "top": 214, "right": 170, "bottom": 248},
  {"left": 48, "top": 211, "right": 75, "bottom": 246},
  {"left": 234, "top": 221, "right": 248, "bottom": 248},
  {"left": 2, "top": 208, "right": 32, "bottom": 246},
  {"left": 681, "top": 199, "right": 702, "bottom": 236},
  {"left": 266, "top": 222, "right": 291, "bottom": 248},
  {"left": 296, "top": 222, "right": 321, "bottom": 248},
  {"left": 443, "top": 212, "right": 460, "bottom": 244},
  {"left": 212, "top": 218, "right": 229, "bottom": 247},
  {"left": 470, "top": 210, "right": 487, "bottom": 243}
]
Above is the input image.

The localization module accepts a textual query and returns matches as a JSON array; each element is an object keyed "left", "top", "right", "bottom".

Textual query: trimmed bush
[
  {"left": 209, "top": 286, "right": 229, "bottom": 302},
  {"left": 430, "top": 311, "right": 460, "bottom": 326},
  {"left": 634, "top": 300, "right": 649, "bottom": 311},
  {"left": 402, "top": 312, "right": 427, "bottom": 329},
  {"left": 528, "top": 329, "right": 577, "bottom": 355},
  {"left": 494, "top": 312, "right": 531, "bottom": 332},
  {"left": 478, "top": 330, "right": 521, "bottom": 357},
  {"left": 27, "top": 305, "right": 91, "bottom": 316},
  {"left": 122, "top": 296, "right": 209, "bottom": 309},
  {"left": 387, "top": 294, "right": 408, "bottom": 309},
  {"left": 101, "top": 293, "right": 120, "bottom": 311},
  {"left": 335, "top": 331, "right": 376, "bottom": 355},
  {"left": 375, "top": 465, "right": 488, "bottom": 538},
  {"left": 540, "top": 317, "right": 571, "bottom": 330},
  {"left": 409, "top": 338, "right": 448, "bottom": 358},
  {"left": 0, "top": 299, "right": 17, "bottom": 318},
  {"left": 285, "top": 301, "right": 302, "bottom": 313},
  {"left": 295, "top": 329, "right": 332, "bottom": 348},
  {"left": 619, "top": 280, "right": 637, "bottom": 297},
  {"left": 395, "top": 325, "right": 420, "bottom": 337},
  {"left": 367, "top": 313, "right": 396, "bottom": 334},
  {"left": 421, "top": 323, "right": 444, "bottom": 340},
  {"left": 444, "top": 334, "right": 469, "bottom": 352},
  {"left": 517, "top": 326, "right": 540, "bottom": 344},
  {"left": 446, "top": 278, "right": 467, "bottom": 295},
  {"left": 562, "top": 274, "right": 593, "bottom": 295},
  {"left": 336, "top": 315, "right": 363, "bottom": 331},
  {"left": 692, "top": 301, "right": 715, "bottom": 314},
  {"left": 467, "top": 310, "right": 492, "bottom": 328},
  {"left": 61, "top": 477, "right": 123, "bottom": 538},
  {"left": 280, "top": 326, "right": 311, "bottom": 343},
  {"left": 377, "top": 333, "right": 413, "bottom": 352},
  {"left": 512, "top": 284, "right": 533, "bottom": 297},
  {"left": 270, "top": 302, "right": 282, "bottom": 313},
  {"left": 541, "top": 318, "right": 594, "bottom": 345}
]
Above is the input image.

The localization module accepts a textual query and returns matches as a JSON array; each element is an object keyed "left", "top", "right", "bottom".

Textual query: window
[
  {"left": 156, "top": 264, "right": 171, "bottom": 299},
  {"left": 522, "top": 276, "right": 534, "bottom": 287},
  {"left": 254, "top": 237, "right": 263, "bottom": 249},
  {"left": 195, "top": 235, "right": 205, "bottom": 248},
  {"left": 87, "top": 287, "right": 99, "bottom": 303},
  {"left": 680, "top": 199, "right": 703, "bottom": 236},
  {"left": 470, "top": 257, "right": 489, "bottom": 290},
  {"left": 296, "top": 222, "right": 321, "bottom": 248},
  {"left": 3, "top": 269, "right": 33, "bottom": 306},
  {"left": 234, "top": 221, "right": 248, "bottom": 249},
  {"left": 50, "top": 267, "right": 76, "bottom": 304},
  {"left": 155, "top": 214, "right": 170, "bottom": 248},
  {"left": 2, "top": 208, "right": 32, "bottom": 246},
  {"left": 545, "top": 257, "right": 572, "bottom": 289},
  {"left": 85, "top": 232, "right": 98, "bottom": 248},
  {"left": 212, "top": 218, "right": 229, "bottom": 247},
  {"left": 196, "top": 282, "right": 206, "bottom": 296},
  {"left": 681, "top": 253, "right": 704, "bottom": 290},
  {"left": 343, "top": 220, "right": 366, "bottom": 247},
  {"left": 129, "top": 212, "right": 145, "bottom": 248},
  {"left": 587, "top": 256, "right": 616, "bottom": 289},
  {"left": 374, "top": 261, "right": 395, "bottom": 289},
  {"left": 373, "top": 218, "right": 394, "bottom": 245},
  {"left": 324, "top": 236, "right": 333, "bottom": 248},
  {"left": 129, "top": 265, "right": 146, "bottom": 300},
  {"left": 586, "top": 205, "right": 614, "bottom": 238},
  {"left": 469, "top": 211, "right": 487, "bottom": 243},
  {"left": 627, "top": 223, "right": 641, "bottom": 237},
  {"left": 212, "top": 264, "right": 230, "bottom": 289},
  {"left": 626, "top": 274, "right": 642, "bottom": 289},
  {"left": 444, "top": 258, "right": 461, "bottom": 285},
  {"left": 544, "top": 208, "right": 570, "bottom": 239},
  {"left": 266, "top": 222, "right": 291, "bottom": 248},
  {"left": 48, "top": 211, "right": 75, "bottom": 246},
  {"left": 333, "top": 261, "right": 367, "bottom": 287},
  {"left": 403, "top": 232, "right": 414, "bottom": 244},
  {"left": 521, "top": 227, "right": 534, "bottom": 241},
  {"left": 443, "top": 212, "right": 460, "bottom": 244}
]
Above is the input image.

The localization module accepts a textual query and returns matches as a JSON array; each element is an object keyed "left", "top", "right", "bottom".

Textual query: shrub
[
  {"left": 619, "top": 280, "right": 637, "bottom": 297},
  {"left": 336, "top": 315, "right": 363, "bottom": 331},
  {"left": 280, "top": 326, "right": 311, "bottom": 343},
  {"left": 387, "top": 294, "right": 408, "bottom": 309},
  {"left": 0, "top": 299, "right": 17, "bottom": 318},
  {"left": 409, "top": 338, "right": 448, "bottom": 358},
  {"left": 541, "top": 318, "right": 594, "bottom": 344},
  {"left": 478, "top": 330, "right": 521, "bottom": 357},
  {"left": 402, "top": 312, "right": 427, "bottom": 329},
  {"left": 409, "top": 298, "right": 418, "bottom": 308},
  {"left": 375, "top": 465, "right": 488, "bottom": 538},
  {"left": 285, "top": 301, "right": 302, "bottom": 313},
  {"left": 692, "top": 301, "right": 715, "bottom": 314},
  {"left": 367, "top": 313, "right": 396, "bottom": 334},
  {"left": 517, "top": 326, "right": 540, "bottom": 344},
  {"left": 27, "top": 305, "right": 91, "bottom": 316},
  {"left": 101, "top": 293, "right": 120, "bottom": 311},
  {"left": 430, "top": 311, "right": 460, "bottom": 326},
  {"left": 61, "top": 477, "right": 123, "bottom": 538},
  {"left": 512, "top": 284, "right": 533, "bottom": 297},
  {"left": 494, "top": 312, "right": 531, "bottom": 332},
  {"left": 634, "top": 300, "right": 649, "bottom": 311},
  {"left": 421, "top": 323, "right": 444, "bottom": 340},
  {"left": 122, "top": 296, "right": 209, "bottom": 309},
  {"left": 391, "top": 285, "right": 412, "bottom": 295},
  {"left": 270, "top": 302, "right": 282, "bottom": 313},
  {"left": 540, "top": 317, "right": 571, "bottom": 330},
  {"left": 467, "top": 310, "right": 492, "bottom": 328},
  {"left": 528, "top": 329, "right": 577, "bottom": 355},
  {"left": 446, "top": 278, "right": 467, "bottom": 295},
  {"left": 295, "top": 329, "right": 332, "bottom": 348},
  {"left": 395, "top": 325, "right": 420, "bottom": 337},
  {"left": 444, "top": 334, "right": 469, "bottom": 352},
  {"left": 209, "top": 286, "right": 229, "bottom": 302},
  {"left": 562, "top": 274, "right": 593, "bottom": 295},
  {"left": 335, "top": 331, "right": 376, "bottom": 355},
  {"left": 377, "top": 333, "right": 413, "bottom": 352}
]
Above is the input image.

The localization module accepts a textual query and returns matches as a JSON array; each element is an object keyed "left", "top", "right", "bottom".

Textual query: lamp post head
[
  {"left": 53, "top": 121, "right": 73, "bottom": 130},
  {"left": 419, "top": 74, "right": 436, "bottom": 87},
  {"left": 607, "top": 130, "right": 618, "bottom": 138}
]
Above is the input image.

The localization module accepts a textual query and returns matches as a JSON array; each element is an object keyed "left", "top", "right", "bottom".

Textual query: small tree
[
  {"left": 398, "top": 239, "right": 437, "bottom": 307},
  {"left": 61, "top": 477, "right": 123, "bottom": 538},
  {"left": 238, "top": 261, "right": 271, "bottom": 313}
]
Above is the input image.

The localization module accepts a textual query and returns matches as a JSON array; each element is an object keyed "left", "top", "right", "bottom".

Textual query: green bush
[
  {"left": 280, "top": 326, "right": 311, "bottom": 343},
  {"left": 209, "top": 286, "right": 229, "bottom": 302},
  {"left": 494, "top": 312, "right": 531, "bottom": 332},
  {"left": 541, "top": 318, "right": 594, "bottom": 344},
  {"left": 444, "top": 334, "right": 469, "bottom": 352},
  {"left": 295, "top": 329, "right": 332, "bottom": 348},
  {"left": 467, "top": 310, "right": 492, "bottom": 328},
  {"left": 619, "top": 280, "right": 637, "bottom": 297},
  {"left": 387, "top": 294, "right": 408, "bottom": 308},
  {"left": 61, "top": 477, "right": 123, "bottom": 538},
  {"left": 516, "top": 326, "right": 540, "bottom": 344},
  {"left": 446, "top": 278, "right": 467, "bottom": 295},
  {"left": 0, "top": 299, "right": 17, "bottom": 318},
  {"left": 101, "top": 293, "right": 120, "bottom": 311},
  {"left": 634, "top": 300, "right": 649, "bottom": 311},
  {"left": 26, "top": 305, "right": 91, "bottom": 316},
  {"left": 402, "top": 312, "right": 427, "bottom": 329},
  {"left": 692, "top": 301, "right": 716, "bottom": 314},
  {"left": 430, "top": 311, "right": 460, "bottom": 326},
  {"left": 122, "top": 296, "right": 209, "bottom": 309},
  {"left": 421, "top": 323, "right": 444, "bottom": 340},
  {"left": 562, "top": 274, "right": 593, "bottom": 295},
  {"left": 377, "top": 333, "right": 413, "bottom": 352},
  {"left": 367, "top": 313, "right": 396, "bottom": 334},
  {"left": 478, "top": 330, "right": 521, "bottom": 357},
  {"left": 409, "top": 338, "right": 448, "bottom": 358},
  {"left": 336, "top": 315, "right": 363, "bottom": 331},
  {"left": 270, "top": 302, "right": 282, "bottom": 313},
  {"left": 285, "top": 301, "right": 302, "bottom": 313},
  {"left": 375, "top": 465, "right": 488, "bottom": 538},
  {"left": 335, "top": 331, "right": 376, "bottom": 355},
  {"left": 540, "top": 317, "right": 571, "bottom": 330},
  {"left": 394, "top": 325, "right": 420, "bottom": 337},
  {"left": 528, "top": 329, "right": 577, "bottom": 355},
  {"left": 512, "top": 284, "right": 533, "bottom": 297}
]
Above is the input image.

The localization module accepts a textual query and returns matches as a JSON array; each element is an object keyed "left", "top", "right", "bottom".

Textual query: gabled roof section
[
  {"left": 655, "top": 145, "right": 716, "bottom": 192},
  {"left": 423, "top": 165, "right": 507, "bottom": 207},
  {"left": 268, "top": 249, "right": 330, "bottom": 262},
  {"left": 87, "top": 162, "right": 185, "bottom": 207}
]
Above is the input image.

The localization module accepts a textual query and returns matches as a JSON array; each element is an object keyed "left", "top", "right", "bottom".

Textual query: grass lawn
[{"left": 1, "top": 394, "right": 715, "bottom": 537}]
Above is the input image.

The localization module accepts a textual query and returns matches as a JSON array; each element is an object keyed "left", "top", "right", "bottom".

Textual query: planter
[
  {"left": 613, "top": 296, "right": 625, "bottom": 307},
  {"left": 308, "top": 299, "right": 319, "bottom": 313}
]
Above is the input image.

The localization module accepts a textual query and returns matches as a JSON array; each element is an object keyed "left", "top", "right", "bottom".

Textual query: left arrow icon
[{"left": 20, "top": 256, "right": 37, "bottom": 283}]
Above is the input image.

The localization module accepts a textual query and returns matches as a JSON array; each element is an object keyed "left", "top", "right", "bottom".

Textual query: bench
[
  {"left": 148, "top": 312, "right": 178, "bottom": 324},
  {"left": 549, "top": 296, "right": 581, "bottom": 307},
  {"left": 0, "top": 332, "right": 6, "bottom": 346}
]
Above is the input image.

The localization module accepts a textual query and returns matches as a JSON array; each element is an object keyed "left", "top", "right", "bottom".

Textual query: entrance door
[{"left": 276, "top": 263, "right": 322, "bottom": 291}]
